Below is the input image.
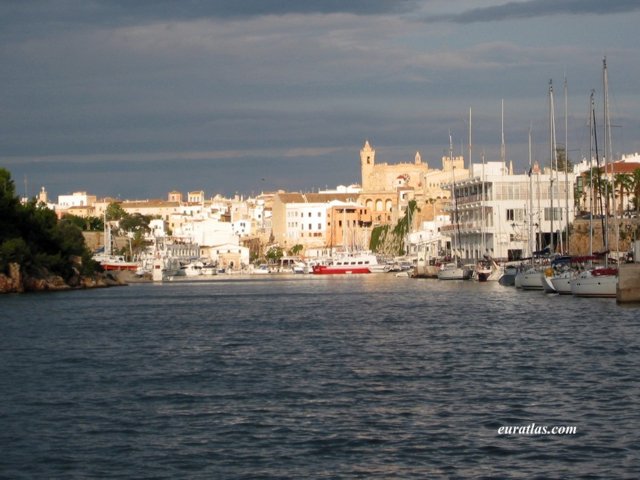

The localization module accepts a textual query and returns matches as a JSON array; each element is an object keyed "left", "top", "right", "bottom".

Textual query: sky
[{"left": 2, "top": 0, "right": 640, "bottom": 200}]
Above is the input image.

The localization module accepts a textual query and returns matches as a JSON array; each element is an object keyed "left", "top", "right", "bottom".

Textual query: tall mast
[
  {"left": 603, "top": 56, "right": 618, "bottom": 258},
  {"left": 564, "top": 75, "right": 570, "bottom": 253},
  {"left": 589, "top": 91, "right": 595, "bottom": 256},
  {"left": 528, "top": 125, "right": 534, "bottom": 258},
  {"left": 592, "top": 90, "right": 605, "bottom": 250},
  {"left": 501, "top": 99, "right": 506, "bottom": 175},
  {"left": 449, "top": 131, "right": 460, "bottom": 262},
  {"left": 481, "top": 150, "right": 486, "bottom": 257},
  {"left": 549, "top": 79, "right": 556, "bottom": 253},
  {"left": 468, "top": 107, "right": 472, "bottom": 169}
]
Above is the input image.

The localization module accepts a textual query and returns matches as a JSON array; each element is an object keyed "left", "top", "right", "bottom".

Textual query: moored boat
[
  {"left": 517, "top": 267, "right": 544, "bottom": 290},
  {"left": 312, "top": 252, "right": 378, "bottom": 274},
  {"left": 437, "top": 262, "right": 473, "bottom": 280},
  {"left": 93, "top": 253, "right": 139, "bottom": 272},
  {"left": 499, "top": 264, "right": 519, "bottom": 286},
  {"left": 571, "top": 267, "right": 618, "bottom": 298}
]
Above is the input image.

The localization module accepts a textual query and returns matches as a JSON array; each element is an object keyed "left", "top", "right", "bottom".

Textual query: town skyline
[{"left": 3, "top": 0, "right": 640, "bottom": 199}]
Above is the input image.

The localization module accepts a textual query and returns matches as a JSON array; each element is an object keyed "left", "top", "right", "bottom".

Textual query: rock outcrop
[{"left": 0, "top": 262, "right": 127, "bottom": 294}]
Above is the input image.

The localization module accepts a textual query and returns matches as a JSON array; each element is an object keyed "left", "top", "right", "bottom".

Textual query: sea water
[{"left": 1, "top": 276, "right": 638, "bottom": 479}]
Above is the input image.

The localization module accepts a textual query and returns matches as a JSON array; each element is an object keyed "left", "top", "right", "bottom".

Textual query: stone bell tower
[{"left": 360, "top": 140, "right": 376, "bottom": 191}]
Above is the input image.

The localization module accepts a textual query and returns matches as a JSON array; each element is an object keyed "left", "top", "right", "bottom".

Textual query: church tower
[{"left": 360, "top": 140, "right": 375, "bottom": 190}]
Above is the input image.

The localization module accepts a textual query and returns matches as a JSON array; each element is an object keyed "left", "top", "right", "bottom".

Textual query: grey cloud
[
  {"left": 425, "top": 0, "right": 640, "bottom": 23},
  {"left": 0, "top": 0, "right": 419, "bottom": 33}
]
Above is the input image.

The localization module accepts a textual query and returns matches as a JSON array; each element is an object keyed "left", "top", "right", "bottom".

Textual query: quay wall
[{"left": 617, "top": 264, "right": 640, "bottom": 303}]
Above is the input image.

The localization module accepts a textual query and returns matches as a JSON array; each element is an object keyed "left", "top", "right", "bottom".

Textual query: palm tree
[
  {"left": 583, "top": 167, "right": 607, "bottom": 216},
  {"left": 614, "top": 173, "right": 633, "bottom": 216},
  {"left": 631, "top": 168, "right": 640, "bottom": 214}
]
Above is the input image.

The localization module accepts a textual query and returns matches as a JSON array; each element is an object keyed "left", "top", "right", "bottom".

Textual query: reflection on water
[{"left": 1, "top": 276, "right": 638, "bottom": 478}]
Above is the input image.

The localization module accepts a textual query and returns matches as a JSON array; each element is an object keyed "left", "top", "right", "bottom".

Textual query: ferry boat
[{"left": 312, "top": 252, "right": 378, "bottom": 274}]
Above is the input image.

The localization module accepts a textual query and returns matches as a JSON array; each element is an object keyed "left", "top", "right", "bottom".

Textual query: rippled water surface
[{"left": 1, "top": 275, "right": 639, "bottom": 479}]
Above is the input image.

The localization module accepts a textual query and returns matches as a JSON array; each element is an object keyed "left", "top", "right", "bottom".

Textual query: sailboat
[
  {"left": 549, "top": 76, "right": 577, "bottom": 294},
  {"left": 474, "top": 153, "right": 502, "bottom": 281},
  {"left": 92, "top": 216, "right": 139, "bottom": 272},
  {"left": 571, "top": 58, "right": 618, "bottom": 298},
  {"left": 438, "top": 132, "right": 472, "bottom": 280},
  {"left": 541, "top": 79, "right": 560, "bottom": 293}
]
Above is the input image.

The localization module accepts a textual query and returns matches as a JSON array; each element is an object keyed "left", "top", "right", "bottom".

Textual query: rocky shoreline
[{"left": 0, "top": 262, "right": 133, "bottom": 294}]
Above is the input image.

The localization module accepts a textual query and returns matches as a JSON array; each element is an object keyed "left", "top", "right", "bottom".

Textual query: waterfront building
[
  {"left": 205, "top": 243, "right": 250, "bottom": 270},
  {"left": 271, "top": 192, "right": 363, "bottom": 252},
  {"left": 325, "top": 201, "right": 373, "bottom": 252},
  {"left": 443, "top": 161, "right": 576, "bottom": 261}
]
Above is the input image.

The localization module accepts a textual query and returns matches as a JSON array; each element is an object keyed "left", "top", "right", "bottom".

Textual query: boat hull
[
  {"left": 101, "top": 262, "right": 139, "bottom": 271},
  {"left": 518, "top": 269, "right": 544, "bottom": 290},
  {"left": 571, "top": 269, "right": 617, "bottom": 298},
  {"left": 550, "top": 272, "right": 574, "bottom": 295},
  {"left": 437, "top": 266, "right": 472, "bottom": 280},
  {"left": 312, "top": 266, "right": 370, "bottom": 275}
]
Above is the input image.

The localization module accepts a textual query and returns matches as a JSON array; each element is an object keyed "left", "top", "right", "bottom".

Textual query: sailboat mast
[
  {"left": 591, "top": 90, "right": 606, "bottom": 250},
  {"left": 564, "top": 76, "right": 570, "bottom": 253},
  {"left": 468, "top": 107, "right": 472, "bottom": 168},
  {"left": 603, "top": 58, "right": 610, "bottom": 254},
  {"left": 481, "top": 151, "right": 486, "bottom": 257},
  {"left": 549, "top": 80, "right": 555, "bottom": 253},
  {"left": 589, "top": 91, "right": 595, "bottom": 257},
  {"left": 449, "top": 131, "right": 459, "bottom": 261},
  {"left": 603, "top": 56, "right": 618, "bottom": 258},
  {"left": 501, "top": 99, "right": 506, "bottom": 175},
  {"left": 528, "top": 126, "right": 534, "bottom": 258}
]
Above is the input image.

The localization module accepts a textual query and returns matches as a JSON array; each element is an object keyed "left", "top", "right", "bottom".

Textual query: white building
[
  {"left": 285, "top": 201, "right": 328, "bottom": 248},
  {"left": 57, "top": 191, "right": 96, "bottom": 210},
  {"left": 232, "top": 219, "right": 252, "bottom": 237},
  {"left": 174, "top": 217, "right": 238, "bottom": 247},
  {"left": 443, "top": 161, "right": 576, "bottom": 261},
  {"left": 206, "top": 243, "right": 250, "bottom": 270}
]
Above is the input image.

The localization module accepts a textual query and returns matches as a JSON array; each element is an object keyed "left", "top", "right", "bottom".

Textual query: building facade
[
  {"left": 443, "top": 162, "right": 576, "bottom": 261},
  {"left": 358, "top": 140, "right": 469, "bottom": 227}
]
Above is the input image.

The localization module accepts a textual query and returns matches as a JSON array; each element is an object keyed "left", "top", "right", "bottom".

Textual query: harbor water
[{"left": 1, "top": 276, "right": 639, "bottom": 479}]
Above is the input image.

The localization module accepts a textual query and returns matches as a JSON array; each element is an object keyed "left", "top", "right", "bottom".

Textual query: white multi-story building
[
  {"left": 443, "top": 161, "right": 576, "bottom": 261},
  {"left": 285, "top": 201, "right": 328, "bottom": 248}
]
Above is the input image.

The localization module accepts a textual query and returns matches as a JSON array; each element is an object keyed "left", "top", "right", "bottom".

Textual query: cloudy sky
[{"left": 2, "top": 0, "right": 640, "bottom": 200}]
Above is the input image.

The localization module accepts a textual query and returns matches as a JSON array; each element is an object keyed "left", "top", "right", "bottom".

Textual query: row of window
[
  {"left": 506, "top": 208, "right": 562, "bottom": 222},
  {"left": 287, "top": 223, "right": 324, "bottom": 230},
  {"left": 287, "top": 211, "right": 323, "bottom": 217},
  {"left": 332, "top": 260, "right": 372, "bottom": 266}
]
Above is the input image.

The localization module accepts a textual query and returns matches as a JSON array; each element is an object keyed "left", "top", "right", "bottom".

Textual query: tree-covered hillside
[{"left": 0, "top": 168, "right": 99, "bottom": 281}]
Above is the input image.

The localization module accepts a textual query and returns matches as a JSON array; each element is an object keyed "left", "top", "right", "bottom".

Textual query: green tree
[
  {"left": 631, "top": 168, "right": 640, "bottom": 214},
  {"left": 0, "top": 169, "right": 99, "bottom": 280},
  {"left": 555, "top": 146, "right": 573, "bottom": 172},
  {"left": 119, "top": 213, "right": 150, "bottom": 234},
  {"left": 62, "top": 213, "right": 104, "bottom": 231},
  {"left": 0, "top": 238, "right": 29, "bottom": 271},
  {"left": 265, "top": 246, "right": 283, "bottom": 263},
  {"left": 105, "top": 202, "right": 127, "bottom": 222},
  {"left": 614, "top": 173, "right": 633, "bottom": 216},
  {"left": 288, "top": 244, "right": 303, "bottom": 256},
  {"left": 0, "top": 168, "right": 21, "bottom": 242},
  {"left": 583, "top": 167, "right": 609, "bottom": 216}
]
